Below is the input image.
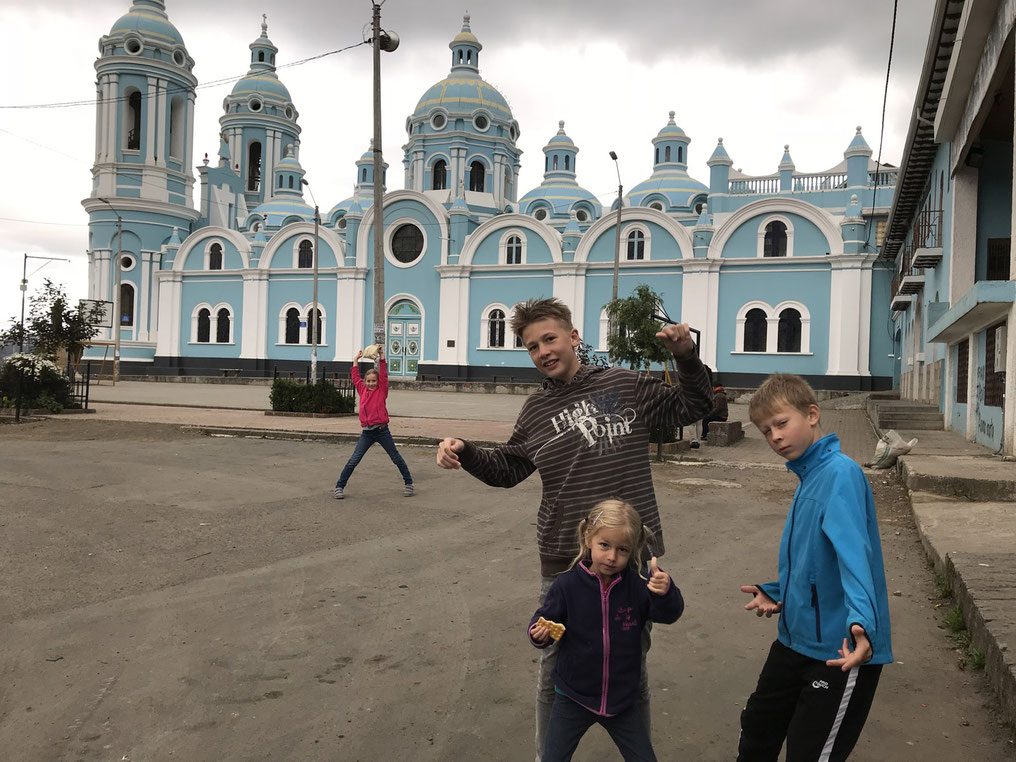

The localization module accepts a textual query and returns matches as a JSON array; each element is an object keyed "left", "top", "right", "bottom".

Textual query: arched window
[
  {"left": 553, "top": 155, "right": 559, "bottom": 171},
  {"left": 119, "top": 283, "right": 135, "bottom": 327},
  {"left": 247, "top": 141, "right": 262, "bottom": 192},
  {"left": 208, "top": 242, "right": 223, "bottom": 270},
  {"left": 506, "top": 235, "right": 522, "bottom": 265},
  {"left": 169, "top": 96, "right": 184, "bottom": 158},
  {"left": 277, "top": 174, "right": 283, "bottom": 188},
  {"left": 678, "top": 146, "right": 684, "bottom": 163},
  {"left": 305, "top": 308, "right": 323, "bottom": 344},
  {"left": 665, "top": 146, "right": 671, "bottom": 162},
  {"left": 488, "top": 309, "right": 506, "bottom": 348},
  {"left": 126, "top": 90, "right": 142, "bottom": 150},
  {"left": 432, "top": 160, "right": 447, "bottom": 190},
  {"left": 764, "top": 221, "right": 788, "bottom": 257},
  {"left": 197, "top": 308, "right": 210, "bottom": 343},
  {"left": 744, "top": 308, "right": 767, "bottom": 352},
  {"left": 504, "top": 167, "right": 513, "bottom": 200},
  {"left": 298, "top": 240, "right": 313, "bottom": 268},
  {"left": 777, "top": 308, "right": 802, "bottom": 352},
  {"left": 655, "top": 148, "right": 659, "bottom": 164},
  {"left": 258, "top": 51, "right": 265, "bottom": 62},
  {"left": 288, "top": 176, "right": 294, "bottom": 189},
  {"left": 361, "top": 167, "right": 367, "bottom": 182},
  {"left": 216, "top": 308, "right": 231, "bottom": 343},
  {"left": 564, "top": 156, "right": 570, "bottom": 171},
  {"left": 469, "top": 161, "right": 485, "bottom": 192},
  {"left": 626, "top": 230, "right": 645, "bottom": 260},
  {"left": 285, "top": 307, "right": 300, "bottom": 344}
]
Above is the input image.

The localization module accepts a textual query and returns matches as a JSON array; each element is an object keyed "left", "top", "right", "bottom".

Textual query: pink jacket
[{"left": 352, "top": 359, "right": 390, "bottom": 428}]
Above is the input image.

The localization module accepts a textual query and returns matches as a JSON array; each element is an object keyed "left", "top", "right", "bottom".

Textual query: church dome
[
  {"left": 109, "top": 1, "right": 185, "bottom": 48},
  {"left": 249, "top": 197, "right": 316, "bottom": 228},
  {"left": 227, "top": 17, "right": 293, "bottom": 108},
  {"left": 626, "top": 112, "right": 707, "bottom": 211},
  {"left": 519, "top": 121, "right": 602, "bottom": 222}
]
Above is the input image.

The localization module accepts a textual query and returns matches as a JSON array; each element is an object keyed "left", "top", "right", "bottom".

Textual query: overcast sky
[{"left": 0, "top": 0, "right": 933, "bottom": 327}]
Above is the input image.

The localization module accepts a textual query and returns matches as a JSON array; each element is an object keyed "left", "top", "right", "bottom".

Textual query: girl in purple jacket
[
  {"left": 529, "top": 499, "right": 683, "bottom": 761},
  {"left": 331, "top": 345, "right": 414, "bottom": 499}
]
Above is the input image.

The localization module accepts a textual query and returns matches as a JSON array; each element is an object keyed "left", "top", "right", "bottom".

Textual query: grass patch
[
  {"left": 934, "top": 573, "right": 953, "bottom": 599},
  {"left": 943, "top": 605, "right": 966, "bottom": 633},
  {"left": 966, "top": 646, "right": 985, "bottom": 671}
]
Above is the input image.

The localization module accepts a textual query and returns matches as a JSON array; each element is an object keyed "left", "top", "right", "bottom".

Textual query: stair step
[{"left": 877, "top": 420, "right": 944, "bottom": 430}]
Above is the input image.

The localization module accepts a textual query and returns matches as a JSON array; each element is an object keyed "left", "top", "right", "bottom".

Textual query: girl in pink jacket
[{"left": 332, "top": 345, "right": 414, "bottom": 499}]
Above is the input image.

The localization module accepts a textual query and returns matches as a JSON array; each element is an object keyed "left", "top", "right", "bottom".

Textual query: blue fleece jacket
[
  {"left": 529, "top": 560, "right": 684, "bottom": 716},
  {"left": 759, "top": 433, "right": 893, "bottom": 664}
]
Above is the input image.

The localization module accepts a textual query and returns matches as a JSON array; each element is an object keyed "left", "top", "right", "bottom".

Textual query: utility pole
[
  {"left": 371, "top": 3, "right": 399, "bottom": 347},
  {"left": 96, "top": 197, "right": 122, "bottom": 384},
  {"left": 610, "top": 151, "right": 623, "bottom": 302},
  {"left": 311, "top": 202, "right": 320, "bottom": 381}
]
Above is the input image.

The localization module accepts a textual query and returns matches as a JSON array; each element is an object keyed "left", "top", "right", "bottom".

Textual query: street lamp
[
  {"left": 301, "top": 179, "right": 321, "bottom": 381},
  {"left": 609, "top": 151, "right": 623, "bottom": 302},
  {"left": 14, "top": 253, "right": 71, "bottom": 422},
  {"left": 95, "top": 197, "right": 122, "bottom": 384},
  {"left": 371, "top": 2, "right": 399, "bottom": 347}
]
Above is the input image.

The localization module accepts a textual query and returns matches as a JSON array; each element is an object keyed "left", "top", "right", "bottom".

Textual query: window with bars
[
  {"left": 197, "top": 308, "right": 211, "bottom": 343},
  {"left": 285, "top": 308, "right": 300, "bottom": 344},
  {"left": 777, "top": 309, "right": 802, "bottom": 352},
  {"left": 209, "top": 243, "right": 223, "bottom": 270},
  {"left": 956, "top": 339, "right": 968, "bottom": 404},
  {"left": 298, "top": 240, "right": 313, "bottom": 269},
  {"left": 986, "top": 238, "right": 1011, "bottom": 281},
  {"left": 506, "top": 236, "right": 522, "bottom": 265},
  {"left": 626, "top": 230, "right": 645, "bottom": 260},
  {"left": 487, "top": 309, "right": 506, "bottom": 348},
  {"left": 984, "top": 322, "right": 1005, "bottom": 407},
  {"left": 763, "top": 221, "right": 787, "bottom": 257}
]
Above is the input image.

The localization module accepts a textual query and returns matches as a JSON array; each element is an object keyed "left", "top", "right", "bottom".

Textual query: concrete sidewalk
[{"left": 44, "top": 380, "right": 1016, "bottom": 728}]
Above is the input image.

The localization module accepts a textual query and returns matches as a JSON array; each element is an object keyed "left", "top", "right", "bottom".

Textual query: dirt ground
[{"left": 0, "top": 418, "right": 1013, "bottom": 760}]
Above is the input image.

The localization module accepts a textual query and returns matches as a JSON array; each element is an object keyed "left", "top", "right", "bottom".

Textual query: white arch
[
  {"left": 574, "top": 207, "right": 694, "bottom": 262},
  {"left": 459, "top": 214, "right": 562, "bottom": 266},
  {"left": 709, "top": 197, "right": 841, "bottom": 259},
  {"left": 622, "top": 222, "right": 651, "bottom": 261},
  {"left": 498, "top": 229, "right": 528, "bottom": 265},
  {"left": 277, "top": 301, "right": 304, "bottom": 345},
  {"left": 211, "top": 301, "right": 235, "bottom": 344},
  {"left": 480, "top": 302, "right": 510, "bottom": 349},
  {"left": 733, "top": 299, "right": 812, "bottom": 354},
  {"left": 260, "top": 222, "right": 346, "bottom": 269},
  {"left": 756, "top": 214, "right": 795, "bottom": 258},
  {"left": 175, "top": 227, "right": 251, "bottom": 271},
  {"left": 357, "top": 190, "right": 449, "bottom": 267},
  {"left": 735, "top": 300, "right": 772, "bottom": 353},
  {"left": 773, "top": 299, "right": 811, "bottom": 353}
]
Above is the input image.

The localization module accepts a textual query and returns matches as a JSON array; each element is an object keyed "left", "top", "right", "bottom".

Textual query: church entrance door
[{"left": 386, "top": 300, "right": 421, "bottom": 377}]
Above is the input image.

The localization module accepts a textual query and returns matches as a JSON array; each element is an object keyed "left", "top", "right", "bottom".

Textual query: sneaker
[
  {"left": 404, "top": 484, "right": 414, "bottom": 497},
  {"left": 332, "top": 487, "right": 344, "bottom": 499}
]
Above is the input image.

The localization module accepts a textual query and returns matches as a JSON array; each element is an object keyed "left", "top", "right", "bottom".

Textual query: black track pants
[{"left": 737, "top": 640, "right": 883, "bottom": 762}]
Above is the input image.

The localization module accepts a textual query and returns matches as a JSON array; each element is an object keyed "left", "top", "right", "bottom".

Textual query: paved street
[{"left": 1, "top": 417, "right": 1012, "bottom": 760}]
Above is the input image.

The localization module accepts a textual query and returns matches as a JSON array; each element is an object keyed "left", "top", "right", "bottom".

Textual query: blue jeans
[
  {"left": 335, "top": 426, "right": 413, "bottom": 488},
  {"left": 543, "top": 693, "right": 657, "bottom": 762}
]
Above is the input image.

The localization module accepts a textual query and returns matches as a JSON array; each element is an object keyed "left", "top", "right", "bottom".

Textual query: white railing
[
  {"left": 728, "top": 176, "right": 779, "bottom": 195},
  {"left": 868, "top": 169, "right": 898, "bottom": 187},
  {"left": 792, "top": 172, "right": 847, "bottom": 192}
]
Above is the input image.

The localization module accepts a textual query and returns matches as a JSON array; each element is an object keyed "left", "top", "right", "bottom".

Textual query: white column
[
  {"left": 94, "top": 79, "right": 104, "bottom": 162},
  {"left": 146, "top": 76, "right": 158, "bottom": 165},
  {"left": 155, "top": 78, "right": 168, "bottom": 166},
  {"left": 139, "top": 251, "right": 151, "bottom": 341},
  {"left": 230, "top": 129, "right": 241, "bottom": 176},
  {"left": 155, "top": 272, "right": 182, "bottom": 357},
  {"left": 336, "top": 268, "right": 368, "bottom": 360},
  {"left": 184, "top": 93, "right": 196, "bottom": 176},
  {"left": 950, "top": 167, "right": 978, "bottom": 304},
  {"left": 858, "top": 261, "right": 873, "bottom": 376},
  {"left": 263, "top": 130, "right": 276, "bottom": 200},
  {"left": 149, "top": 251, "right": 162, "bottom": 341},
  {"left": 826, "top": 258, "right": 864, "bottom": 375},
  {"left": 552, "top": 263, "right": 587, "bottom": 337},
  {"left": 436, "top": 266, "right": 470, "bottom": 366},
  {"left": 680, "top": 260, "right": 721, "bottom": 369},
  {"left": 1005, "top": 50, "right": 1016, "bottom": 455}
]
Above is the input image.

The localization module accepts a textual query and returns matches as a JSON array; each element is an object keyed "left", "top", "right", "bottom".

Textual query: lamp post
[
  {"left": 609, "top": 151, "right": 623, "bottom": 302},
  {"left": 96, "top": 197, "right": 122, "bottom": 384},
  {"left": 14, "top": 253, "right": 71, "bottom": 422},
  {"left": 371, "top": 2, "right": 399, "bottom": 347},
  {"left": 301, "top": 179, "right": 320, "bottom": 381}
]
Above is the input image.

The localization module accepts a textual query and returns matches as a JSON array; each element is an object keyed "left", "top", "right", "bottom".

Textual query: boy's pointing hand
[
  {"left": 436, "top": 437, "right": 465, "bottom": 469},
  {"left": 656, "top": 323, "right": 696, "bottom": 359},
  {"left": 647, "top": 556, "right": 671, "bottom": 595}
]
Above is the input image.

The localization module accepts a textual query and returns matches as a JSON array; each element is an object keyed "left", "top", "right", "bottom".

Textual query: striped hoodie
[{"left": 458, "top": 357, "right": 713, "bottom": 576}]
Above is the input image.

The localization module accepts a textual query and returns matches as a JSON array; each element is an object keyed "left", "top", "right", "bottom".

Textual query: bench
[
  {"left": 705, "top": 420, "right": 744, "bottom": 446},
  {"left": 221, "top": 368, "right": 243, "bottom": 378}
]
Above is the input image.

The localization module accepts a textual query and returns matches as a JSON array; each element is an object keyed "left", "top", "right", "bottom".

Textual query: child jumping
[
  {"left": 529, "top": 499, "right": 684, "bottom": 762},
  {"left": 738, "top": 374, "right": 892, "bottom": 761},
  {"left": 332, "top": 345, "right": 414, "bottom": 499}
]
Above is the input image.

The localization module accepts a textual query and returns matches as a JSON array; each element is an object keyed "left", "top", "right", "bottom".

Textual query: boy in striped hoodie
[{"left": 436, "top": 297, "right": 712, "bottom": 759}]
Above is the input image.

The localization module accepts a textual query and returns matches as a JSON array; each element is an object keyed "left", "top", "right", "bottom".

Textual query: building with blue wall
[
  {"left": 84, "top": 2, "right": 898, "bottom": 389},
  {"left": 884, "top": 0, "right": 1016, "bottom": 454}
]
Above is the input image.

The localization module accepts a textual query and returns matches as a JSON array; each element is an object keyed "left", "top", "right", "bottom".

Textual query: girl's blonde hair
[
  {"left": 363, "top": 367, "right": 380, "bottom": 381},
  {"left": 569, "top": 498, "right": 653, "bottom": 579}
]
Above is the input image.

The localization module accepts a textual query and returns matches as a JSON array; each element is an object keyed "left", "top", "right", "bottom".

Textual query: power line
[
  {"left": 0, "top": 40, "right": 368, "bottom": 111},
  {"left": 868, "top": 0, "right": 898, "bottom": 253},
  {"left": 0, "top": 216, "right": 86, "bottom": 227}
]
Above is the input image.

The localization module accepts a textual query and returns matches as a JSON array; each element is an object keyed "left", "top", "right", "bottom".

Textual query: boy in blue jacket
[{"left": 738, "top": 374, "right": 892, "bottom": 762}]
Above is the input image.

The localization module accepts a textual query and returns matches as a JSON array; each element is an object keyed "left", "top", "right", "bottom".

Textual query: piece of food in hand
[
  {"left": 361, "top": 344, "right": 381, "bottom": 360},
  {"left": 536, "top": 616, "right": 566, "bottom": 641}
]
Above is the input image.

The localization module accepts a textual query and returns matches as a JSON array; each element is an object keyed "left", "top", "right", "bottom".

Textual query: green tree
[
  {"left": 0, "top": 279, "right": 103, "bottom": 361},
  {"left": 605, "top": 283, "right": 672, "bottom": 371}
]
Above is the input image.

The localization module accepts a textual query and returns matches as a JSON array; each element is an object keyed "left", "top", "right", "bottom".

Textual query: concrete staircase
[{"left": 869, "top": 397, "right": 944, "bottom": 431}]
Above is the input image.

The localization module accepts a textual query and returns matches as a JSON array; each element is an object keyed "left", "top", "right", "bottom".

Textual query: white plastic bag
[{"left": 865, "top": 429, "right": 918, "bottom": 469}]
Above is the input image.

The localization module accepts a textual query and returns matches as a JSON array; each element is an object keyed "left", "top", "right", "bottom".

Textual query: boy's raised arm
[{"left": 634, "top": 325, "right": 714, "bottom": 428}]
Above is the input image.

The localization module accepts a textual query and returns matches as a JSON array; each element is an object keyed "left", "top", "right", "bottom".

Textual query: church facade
[{"left": 84, "top": 1, "right": 898, "bottom": 388}]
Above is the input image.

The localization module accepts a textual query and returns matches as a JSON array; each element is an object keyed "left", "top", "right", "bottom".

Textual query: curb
[
  {"left": 908, "top": 509, "right": 1016, "bottom": 729},
  {"left": 898, "top": 457, "right": 1016, "bottom": 501},
  {"left": 186, "top": 425, "right": 505, "bottom": 450}
]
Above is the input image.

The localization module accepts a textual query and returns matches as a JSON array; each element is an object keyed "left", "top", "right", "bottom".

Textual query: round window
[
  {"left": 391, "top": 224, "right": 424, "bottom": 264},
  {"left": 534, "top": 208, "right": 548, "bottom": 221},
  {"left": 249, "top": 98, "right": 263, "bottom": 112},
  {"left": 474, "top": 114, "right": 489, "bottom": 131},
  {"left": 120, "top": 255, "right": 134, "bottom": 270},
  {"left": 125, "top": 37, "right": 143, "bottom": 55},
  {"left": 576, "top": 210, "right": 588, "bottom": 222},
  {"left": 337, "top": 218, "right": 347, "bottom": 230},
  {"left": 285, "top": 106, "right": 294, "bottom": 119},
  {"left": 695, "top": 202, "right": 705, "bottom": 214},
  {"left": 431, "top": 113, "right": 446, "bottom": 130},
  {"left": 509, "top": 125, "right": 517, "bottom": 141},
  {"left": 173, "top": 49, "right": 185, "bottom": 66}
]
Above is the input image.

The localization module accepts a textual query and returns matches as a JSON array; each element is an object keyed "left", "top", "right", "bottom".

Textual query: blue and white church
[{"left": 84, "top": 1, "right": 899, "bottom": 388}]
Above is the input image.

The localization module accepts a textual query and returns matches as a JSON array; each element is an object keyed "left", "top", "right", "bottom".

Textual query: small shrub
[
  {"left": 0, "top": 354, "right": 72, "bottom": 411},
  {"left": 270, "top": 379, "right": 354, "bottom": 414},
  {"left": 934, "top": 573, "right": 954, "bottom": 599},
  {"left": 966, "top": 646, "right": 985, "bottom": 670}
]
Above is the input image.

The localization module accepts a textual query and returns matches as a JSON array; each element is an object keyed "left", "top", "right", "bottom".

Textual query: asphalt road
[{"left": 0, "top": 419, "right": 1012, "bottom": 760}]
